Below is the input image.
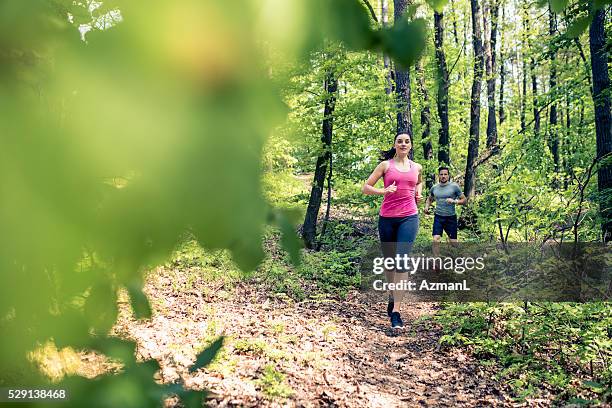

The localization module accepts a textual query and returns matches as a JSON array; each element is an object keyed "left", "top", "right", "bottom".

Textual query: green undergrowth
[
  {"left": 257, "top": 364, "right": 294, "bottom": 398},
  {"left": 166, "top": 214, "right": 375, "bottom": 302},
  {"left": 169, "top": 239, "right": 243, "bottom": 284},
  {"left": 256, "top": 217, "right": 374, "bottom": 300},
  {"left": 434, "top": 302, "right": 612, "bottom": 404}
]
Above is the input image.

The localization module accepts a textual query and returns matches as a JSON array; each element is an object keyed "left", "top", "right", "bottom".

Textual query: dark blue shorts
[{"left": 433, "top": 214, "right": 457, "bottom": 239}]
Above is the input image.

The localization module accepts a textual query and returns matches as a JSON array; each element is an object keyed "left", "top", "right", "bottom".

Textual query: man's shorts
[{"left": 432, "top": 214, "right": 458, "bottom": 239}]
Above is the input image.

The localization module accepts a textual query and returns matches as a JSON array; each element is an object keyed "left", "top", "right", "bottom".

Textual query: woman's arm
[
  {"left": 415, "top": 163, "right": 423, "bottom": 203},
  {"left": 362, "top": 162, "right": 394, "bottom": 195}
]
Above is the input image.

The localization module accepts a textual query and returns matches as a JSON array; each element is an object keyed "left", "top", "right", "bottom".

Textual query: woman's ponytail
[{"left": 379, "top": 147, "right": 396, "bottom": 161}]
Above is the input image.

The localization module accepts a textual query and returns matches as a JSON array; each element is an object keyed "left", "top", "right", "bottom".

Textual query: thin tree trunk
[
  {"left": 316, "top": 153, "right": 333, "bottom": 250},
  {"left": 531, "top": 57, "right": 541, "bottom": 137},
  {"left": 525, "top": 5, "right": 540, "bottom": 137},
  {"left": 394, "top": 0, "right": 413, "bottom": 150},
  {"left": 589, "top": 6, "right": 612, "bottom": 241},
  {"left": 579, "top": 98, "right": 585, "bottom": 129},
  {"left": 549, "top": 8, "right": 559, "bottom": 176},
  {"left": 484, "top": 0, "right": 499, "bottom": 148},
  {"left": 382, "top": 0, "right": 393, "bottom": 94},
  {"left": 498, "top": 4, "right": 506, "bottom": 124},
  {"left": 564, "top": 90, "right": 572, "bottom": 189},
  {"left": 520, "top": 9, "right": 527, "bottom": 133},
  {"left": 464, "top": 0, "right": 484, "bottom": 198},
  {"left": 416, "top": 61, "right": 434, "bottom": 188},
  {"left": 434, "top": 11, "right": 451, "bottom": 166},
  {"left": 450, "top": 0, "right": 460, "bottom": 47},
  {"left": 520, "top": 58, "right": 527, "bottom": 132},
  {"left": 573, "top": 37, "right": 593, "bottom": 96},
  {"left": 303, "top": 70, "right": 338, "bottom": 249}
]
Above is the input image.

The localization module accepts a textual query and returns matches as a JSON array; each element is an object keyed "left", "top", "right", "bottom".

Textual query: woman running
[{"left": 362, "top": 133, "right": 423, "bottom": 328}]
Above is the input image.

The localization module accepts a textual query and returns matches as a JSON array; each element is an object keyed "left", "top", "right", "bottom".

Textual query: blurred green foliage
[{"left": 0, "top": 0, "right": 431, "bottom": 405}]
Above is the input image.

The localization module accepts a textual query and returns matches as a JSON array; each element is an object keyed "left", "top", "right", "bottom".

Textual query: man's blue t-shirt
[{"left": 429, "top": 182, "right": 462, "bottom": 216}]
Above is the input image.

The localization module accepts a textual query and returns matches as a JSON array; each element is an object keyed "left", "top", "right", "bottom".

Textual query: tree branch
[{"left": 361, "top": 0, "right": 379, "bottom": 23}]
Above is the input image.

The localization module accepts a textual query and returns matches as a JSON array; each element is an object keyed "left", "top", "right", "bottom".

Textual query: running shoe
[{"left": 390, "top": 311, "right": 404, "bottom": 329}]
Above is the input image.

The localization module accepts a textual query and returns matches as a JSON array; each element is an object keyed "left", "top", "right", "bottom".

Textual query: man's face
[{"left": 439, "top": 170, "right": 449, "bottom": 183}]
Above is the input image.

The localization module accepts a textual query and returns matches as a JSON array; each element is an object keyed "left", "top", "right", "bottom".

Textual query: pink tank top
[{"left": 380, "top": 159, "right": 419, "bottom": 217}]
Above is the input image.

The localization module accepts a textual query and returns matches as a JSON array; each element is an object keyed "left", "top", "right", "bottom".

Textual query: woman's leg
[
  {"left": 378, "top": 216, "right": 398, "bottom": 311},
  {"left": 392, "top": 214, "right": 419, "bottom": 313}
]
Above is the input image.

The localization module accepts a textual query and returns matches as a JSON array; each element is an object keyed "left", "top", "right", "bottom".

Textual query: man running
[{"left": 424, "top": 167, "right": 466, "bottom": 244}]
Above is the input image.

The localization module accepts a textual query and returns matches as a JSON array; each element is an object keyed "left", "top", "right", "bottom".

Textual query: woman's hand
[{"left": 384, "top": 181, "right": 397, "bottom": 195}]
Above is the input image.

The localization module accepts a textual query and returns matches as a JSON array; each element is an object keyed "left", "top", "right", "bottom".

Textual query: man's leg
[
  {"left": 432, "top": 214, "right": 444, "bottom": 259},
  {"left": 444, "top": 215, "right": 459, "bottom": 245}
]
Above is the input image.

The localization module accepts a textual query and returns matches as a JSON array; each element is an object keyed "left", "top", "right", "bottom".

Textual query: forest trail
[{"left": 113, "top": 265, "right": 535, "bottom": 408}]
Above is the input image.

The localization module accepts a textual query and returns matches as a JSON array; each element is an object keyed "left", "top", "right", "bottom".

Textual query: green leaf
[
  {"left": 324, "top": 0, "right": 375, "bottom": 49},
  {"left": 549, "top": 0, "right": 569, "bottom": 13},
  {"left": 84, "top": 282, "right": 118, "bottom": 333},
  {"left": 567, "top": 16, "right": 591, "bottom": 38},
  {"left": 381, "top": 18, "right": 427, "bottom": 69},
  {"left": 93, "top": 337, "right": 137, "bottom": 367},
  {"left": 189, "top": 337, "right": 224, "bottom": 373},
  {"left": 271, "top": 207, "right": 303, "bottom": 266},
  {"left": 127, "top": 283, "right": 152, "bottom": 320},
  {"left": 425, "top": 0, "right": 448, "bottom": 13},
  {"left": 582, "top": 380, "right": 604, "bottom": 392},
  {"left": 68, "top": 3, "right": 92, "bottom": 26},
  {"left": 178, "top": 390, "right": 205, "bottom": 408},
  {"left": 594, "top": 0, "right": 612, "bottom": 10}
]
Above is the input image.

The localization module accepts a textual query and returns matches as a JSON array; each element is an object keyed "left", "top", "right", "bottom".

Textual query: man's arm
[{"left": 455, "top": 184, "right": 466, "bottom": 205}]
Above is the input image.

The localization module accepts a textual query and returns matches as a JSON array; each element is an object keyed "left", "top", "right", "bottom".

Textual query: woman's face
[{"left": 394, "top": 134, "right": 412, "bottom": 155}]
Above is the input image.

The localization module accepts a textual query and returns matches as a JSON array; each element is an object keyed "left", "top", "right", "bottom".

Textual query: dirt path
[{"left": 111, "top": 265, "right": 533, "bottom": 407}]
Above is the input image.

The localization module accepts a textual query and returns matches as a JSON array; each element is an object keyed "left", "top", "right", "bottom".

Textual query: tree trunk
[
  {"left": 525, "top": 1, "right": 540, "bottom": 137},
  {"left": 548, "top": 8, "right": 559, "bottom": 175},
  {"left": 382, "top": 0, "right": 393, "bottom": 94},
  {"left": 484, "top": 0, "right": 499, "bottom": 148},
  {"left": 531, "top": 57, "right": 541, "bottom": 137},
  {"left": 316, "top": 153, "right": 333, "bottom": 250},
  {"left": 498, "top": 4, "right": 506, "bottom": 125},
  {"left": 434, "top": 11, "right": 451, "bottom": 166},
  {"left": 302, "top": 70, "right": 338, "bottom": 249},
  {"left": 464, "top": 0, "right": 484, "bottom": 198},
  {"left": 573, "top": 38, "right": 593, "bottom": 96},
  {"left": 563, "top": 91, "right": 572, "bottom": 189},
  {"left": 589, "top": 7, "right": 612, "bottom": 241},
  {"left": 416, "top": 61, "right": 434, "bottom": 188},
  {"left": 394, "top": 0, "right": 413, "bottom": 150},
  {"left": 450, "top": 0, "right": 460, "bottom": 47},
  {"left": 520, "top": 10, "right": 527, "bottom": 133}
]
